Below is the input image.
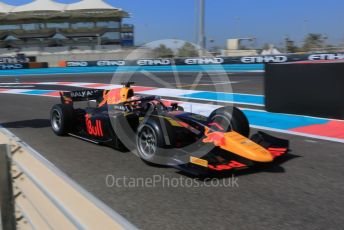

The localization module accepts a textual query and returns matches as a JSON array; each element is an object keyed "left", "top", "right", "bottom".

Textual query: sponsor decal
[
  {"left": 268, "top": 147, "right": 288, "bottom": 158},
  {"left": 208, "top": 160, "right": 247, "bottom": 171},
  {"left": 0, "top": 63, "right": 25, "bottom": 70},
  {"left": 112, "top": 105, "right": 126, "bottom": 110},
  {"left": 66, "top": 61, "right": 88, "bottom": 67},
  {"left": 85, "top": 114, "right": 104, "bottom": 137},
  {"left": 137, "top": 59, "right": 172, "bottom": 66},
  {"left": 70, "top": 90, "right": 99, "bottom": 98},
  {"left": 202, "top": 127, "right": 226, "bottom": 146},
  {"left": 240, "top": 56, "right": 288, "bottom": 63},
  {"left": 63, "top": 53, "right": 344, "bottom": 68},
  {"left": 185, "top": 57, "right": 224, "bottom": 65},
  {"left": 98, "top": 89, "right": 122, "bottom": 107},
  {"left": 190, "top": 156, "right": 208, "bottom": 167},
  {"left": 308, "top": 53, "right": 344, "bottom": 61},
  {"left": 97, "top": 60, "right": 126, "bottom": 66},
  {"left": 0, "top": 57, "right": 30, "bottom": 64}
]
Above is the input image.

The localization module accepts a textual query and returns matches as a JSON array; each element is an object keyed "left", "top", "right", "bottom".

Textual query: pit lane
[{"left": 0, "top": 72, "right": 343, "bottom": 230}]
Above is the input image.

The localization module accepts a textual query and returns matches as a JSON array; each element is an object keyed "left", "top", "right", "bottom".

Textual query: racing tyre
[
  {"left": 50, "top": 104, "right": 73, "bottom": 136},
  {"left": 207, "top": 106, "right": 250, "bottom": 137},
  {"left": 136, "top": 118, "right": 174, "bottom": 165}
]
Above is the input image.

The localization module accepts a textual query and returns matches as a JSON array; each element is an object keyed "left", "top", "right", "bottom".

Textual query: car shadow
[{"left": 1, "top": 119, "right": 51, "bottom": 129}]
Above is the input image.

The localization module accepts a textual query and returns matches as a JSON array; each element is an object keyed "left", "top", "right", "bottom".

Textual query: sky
[{"left": 3, "top": 0, "right": 344, "bottom": 48}]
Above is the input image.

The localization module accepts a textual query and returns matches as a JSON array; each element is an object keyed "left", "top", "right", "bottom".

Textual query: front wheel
[
  {"left": 136, "top": 117, "right": 175, "bottom": 166},
  {"left": 50, "top": 104, "right": 73, "bottom": 136},
  {"left": 207, "top": 106, "right": 250, "bottom": 137},
  {"left": 136, "top": 124, "right": 159, "bottom": 162}
]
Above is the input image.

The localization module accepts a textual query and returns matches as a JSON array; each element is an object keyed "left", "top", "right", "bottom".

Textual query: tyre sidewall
[
  {"left": 50, "top": 104, "right": 73, "bottom": 136},
  {"left": 136, "top": 117, "right": 175, "bottom": 165}
]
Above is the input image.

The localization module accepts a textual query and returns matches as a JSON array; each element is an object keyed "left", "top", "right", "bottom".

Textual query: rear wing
[{"left": 60, "top": 89, "right": 104, "bottom": 104}]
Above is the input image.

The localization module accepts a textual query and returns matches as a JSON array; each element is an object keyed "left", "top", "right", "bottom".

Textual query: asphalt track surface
[{"left": 0, "top": 72, "right": 344, "bottom": 230}]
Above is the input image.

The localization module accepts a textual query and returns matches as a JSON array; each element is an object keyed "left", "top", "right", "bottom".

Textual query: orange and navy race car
[{"left": 50, "top": 82, "right": 289, "bottom": 175}]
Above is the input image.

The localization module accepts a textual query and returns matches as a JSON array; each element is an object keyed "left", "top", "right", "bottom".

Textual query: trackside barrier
[
  {"left": 265, "top": 62, "right": 344, "bottom": 119},
  {"left": 0, "top": 62, "right": 48, "bottom": 70},
  {"left": 0, "top": 127, "right": 137, "bottom": 230},
  {"left": 61, "top": 52, "right": 344, "bottom": 67},
  {"left": 0, "top": 144, "right": 15, "bottom": 230}
]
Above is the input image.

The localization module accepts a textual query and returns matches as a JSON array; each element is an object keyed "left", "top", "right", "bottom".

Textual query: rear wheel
[
  {"left": 207, "top": 106, "right": 250, "bottom": 137},
  {"left": 50, "top": 104, "right": 73, "bottom": 136}
]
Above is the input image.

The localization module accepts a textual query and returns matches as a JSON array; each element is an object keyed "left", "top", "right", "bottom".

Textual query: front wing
[{"left": 173, "top": 132, "right": 289, "bottom": 176}]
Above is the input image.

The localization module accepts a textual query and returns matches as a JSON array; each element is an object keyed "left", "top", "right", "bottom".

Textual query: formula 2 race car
[{"left": 50, "top": 82, "right": 289, "bottom": 175}]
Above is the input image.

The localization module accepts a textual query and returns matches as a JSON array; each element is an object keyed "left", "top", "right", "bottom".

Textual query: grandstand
[{"left": 0, "top": 0, "right": 134, "bottom": 53}]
